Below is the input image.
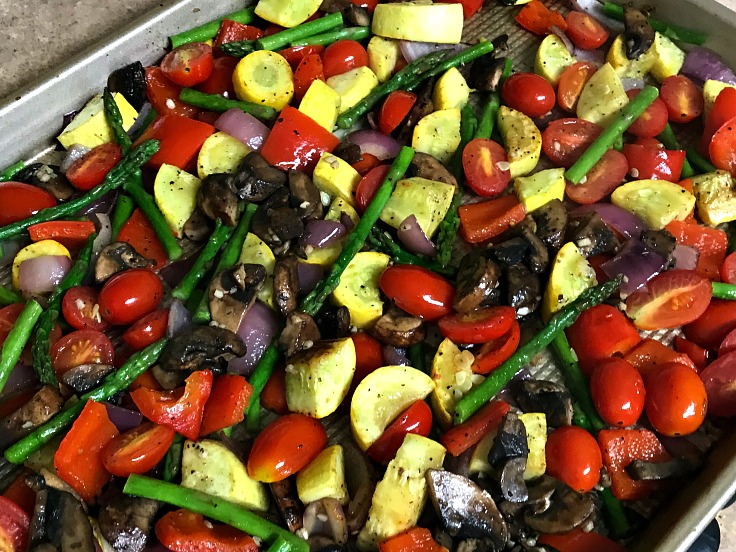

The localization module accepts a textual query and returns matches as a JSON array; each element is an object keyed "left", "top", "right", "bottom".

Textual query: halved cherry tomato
[
  {"left": 27, "top": 220, "right": 96, "bottom": 250},
  {"left": 439, "top": 400, "right": 510, "bottom": 457},
  {"left": 161, "top": 42, "right": 214, "bottom": 87},
  {"left": 54, "top": 400, "right": 119, "bottom": 502},
  {"left": 61, "top": 286, "right": 111, "bottom": 332},
  {"left": 293, "top": 53, "right": 324, "bottom": 100},
  {"left": 260, "top": 365, "right": 289, "bottom": 414},
  {"left": 674, "top": 335, "right": 710, "bottom": 371},
  {"left": 626, "top": 89, "right": 669, "bottom": 138},
  {"left": 472, "top": 320, "right": 520, "bottom": 375},
  {"left": 136, "top": 113, "right": 215, "bottom": 170},
  {"left": 458, "top": 194, "right": 526, "bottom": 243},
  {"left": 65, "top": 143, "right": 122, "bottom": 191},
  {"left": 2, "top": 471, "right": 36, "bottom": 518},
  {"left": 379, "top": 265, "right": 455, "bottom": 321},
  {"left": 379, "top": 527, "right": 448, "bottom": 552},
  {"left": 565, "top": 11, "right": 609, "bottom": 50},
  {"left": 721, "top": 251, "right": 736, "bottom": 285},
  {"left": 542, "top": 118, "right": 602, "bottom": 168},
  {"left": 0, "top": 304, "right": 25, "bottom": 347},
  {"left": 145, "top": 66, "right": 199, "bottom": 118},
  {"left": 438, "top": 306, "right": 516, "bottom": 344},
  {"left": 623, "top": 337, "right": 696, "bottom": 378},
  {"left": 546, "top": 425, "right": 602, "bottom": 492},
  {"left": 710, "top": 114, "right": 736, "bottom": 176},
  {"left": 356, "top": 164, "right": 390, "bottom": 213},
  {"left": 539, "top": 528, "right": 627, "bottom": 552},
  {"left": 379, "top": 90, "right": 417, "bottom": 136},
  {"left": 247, "top": 413, "right": 328, "bottom": 482},
  {"left": 590, "top": 358, "right": 645, "bottom": 427},
  {"left": 557, "top": 62, "right": 596, "bottom": 113},
  {"left": 98, "top": 268, "right": 164, "bottom": 325},
  {"left": 277, "top": 45, "right": 325, "bottom": 70},
  {"left": 622, "top": 143, "right": 685, "bottom": 182},
  {"left": 660, "top": 75, "right": 704, "bottom": 123},
  {"left": 666, "top": 220, "right": 728, "bottom": 281},
  {"left": 156, "top": 509, "right": 258, "bottom": 552},
  {"left": 515, "top": 0, "right": 567, "bottom": 35},
  {"left": 645, "top": 362, "right": 707, "bottom": 436},
  {"left": 367, "top": 400, "right": 432, "bottom": 463},
  {"left": 701, "top": 87, "right": 736, "bottom": 154},
  {"left": 0, "top": 495, "right": 30, "bottom": 552},
  {"left": 122, "top": 309, "right": 169, "bottom": 351},
  {"left": 200, "top": 374, "right": 253, "bottom": 436},
  {"left": 352, "top": 152, "right": 381, "bottom": 175},
  {"left": 700, "top": 349, "right": 736, "bottom": 417},
  {"left": 462, "top": 138, "right": 511, "bottom": 197},
  {"left": 117, "top": 208, "right": 168, "bottom": 269},
  {"left": 213, "top": 20, "right": 263, "bottom": 52},
  {"left": 102, "top": 422, "right": 176, "bottom": 477},
  {"left": 51, "top": 329, "right": 115, "bottom": 377},
  {"left": 322, "top": 40, "right": 369, "bottom": 79},
  {"left": 196, "top": 56, "right": 238, "bottom": 97},
  {"left": 565, "top": 148, "right": 628, "bottom": 204},
  {"left": 625, "top": 269, "right": 712, "bottom": 330},
  {"left": 502, "top": 72, "right": 556, "bottom": 119},
  {"left": 351, "top": 332, "right": 384, "bottom": 384},
  {"left": 131, "top": 370, "right": 213, "bottom": 440},
  {"left": 0, "top": 182, "right": 57, "bottom": 226}
]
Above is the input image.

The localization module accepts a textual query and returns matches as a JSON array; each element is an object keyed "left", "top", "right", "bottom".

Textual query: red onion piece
[
  {"left": 60, "top": 144, "right": 91, "bottom": 174},
  {"left": 573, "top": 47, "right": 605, "bottom": 66},
  {"left": 533, "top": 106, "right": 566, "bottom": 130},
  {"left": 399, "top": 41, "right": 467, "bottom": 63},
  {"left": 340, "top": 212, "right": 355, "bottom": 232},
  {"left": 621, "top": 77, "right": 646, "bottom": 91},
  {"left": 215, "top": 108, "right": 271, "bottom": 151},
  {"left": 159, "top": 256, "right": 198, "bottom": 288},
  {"left": 0, "top": 363, "right": 36, "bottom": 399},
  {"left": 682, "top": 47, "right": 736, "bottom": 86},
  {"left": 301, "top": 220, "right": 346, "bottom": 249},
  {"left": 602, "top": 240, "right": 665, "bottom": 295},
  {"left": 550, "top": 26, "right": 574, "bottom": 54},
  {"left": 229, "top": 301, "right": 280, "bottom": 375},
  {"left": 0, "top": 238, "right": 24, "bottom": 268},
  {"left": 105, "top": 403, "right": 143, "bottom": 432},
  {"left": 700, "top": 350, "right": 736, "bottom": 417},
  {"left": 672, "top": 244, "right": 700, "bottom": 271},
  {"left": 382, "top": 345, "right": 410, "bottom": 366},
  {"left": 397, "top": 215, "right": 437, "bottom": 258},
  {"left": 127, "top": 102, "right": 153, "bottom": 138},
  {"left": 167, "top": 300, "right": 191, "bottom": 337},
  {"left": 74, "top": 191, "right": 118, "bottom": 217},
  {"left": 297, "top": 262, "right": 324, "bottom": 295},
  {"left": 18, "top": 255, "right": 72, "bottom": 296},
  {"left": 347, "top": 130, "right": 402, "bottom": 161},
  {"left": 572, "top": 203, "right": 647, "bottom": 239}
]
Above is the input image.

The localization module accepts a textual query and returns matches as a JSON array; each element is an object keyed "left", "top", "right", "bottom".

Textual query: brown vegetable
[
  {"left": 407, "top": 152, "right": 458, "bottom": 187},
  {"left": 159, "top": 326, "right": 246, "bottom": 373},
  {"left": 198, "top": 173, "right": 239, "bottom": 226},
  {"left": 274, "top": 255, "right": 300, "bottom": 316},
  {"left": 454, "top": 252, "right": 501, "bottom": 314},
  {"left": 95, "top": 242, "right": 153, "bottom": 283},
  {"left": 208, "top": 263, "right": 266, "bottom": 332},
  {"left": 369, "top": 307, "right": 425, "bottom": 347},
  {"left": 270, "top": 477, "right": 304, "bottom": 533},
  {"left": 279, "top": 311, "right": 322, "bottom": 357}
]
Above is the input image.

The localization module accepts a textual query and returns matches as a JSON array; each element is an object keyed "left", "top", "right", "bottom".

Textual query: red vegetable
[
  {"left": 367, "top": 400, "right": 432, "bottom": 463},
  {"left": 0, "top": 183, "right": 57, "bottom": 226},
  {"left": 136, "top": 114, "right": 215, "bottom": 170},
  {"left": 66, "top": 143, "right": 122, "bottom": 191},
  {"left": 379, "top": 527, "right": 448, "bottom": 552},
  {"left": 0, "top": 495, "right": 30, "bottom": 552},
  {"left": 542, "top": 118, "right": 602, "bottom": 169},
  {"left": 51, "top": 329, "right": 115, "bottom": 377},
  {"left": 438, "top": 306, "right": 516, "bottom": 344},
  {"left": 213, "top": 20, "right": 263, "bottom": 51},
  {"left": 557, "top": 62, "right": 596, "bottom": 113},
  {"left": 545, "top": 425, "right": 602, "bottom": 493},
  {"left": 98, "top": 268, "right": 164, "bottom": 326},
  {"left": 659, "top": 75, "right": 704, "bottom": 123},
  {"left": 700, "top": 349, "right": 736, "bottom": 417},
  {"left": 199, "top": 374, "right": 253, "bottom": 436},
  {"left": 515, "top": 0, "right": 567, "bottom": 35},
  {"left": 565, "top": 11, "right": 609, "bottom": 50},
  {"left": 293, "top": 53, "right": 324, "bottom": 100},
  {"left": 117, "top": 208, "right": 168, "bottom": 269},
  {"left": 379, "top": 265, "right": 455, "bottom": 321},
  {"left": 145, "top": 66, "right": 199, "bottom": 118},
  {"left": 645, "top": 362, "right": 707, "bottom": 436},
  {"left": 102, "top": 422, "right": 176, "bottom": 477},
  {"left": 322, "top": 40, "right": 369, "bottom": 79},
  {"left": 462, "top": 138, "right": 511, "bottom": 197},
  {"left": 471, "top": 320, "right": 520, "bottom": 375},
  {"left": 622, "top": 143, "right": 685, "bottom": 182},
  {"left": 502, "top": 73, "right": 556, "bottom": 119},
  {"left": 538, "top": 528, "right": 627, "bottom": 552},
  {"left": 28, "top": 220, "right": 97, "bottom": 250},
  {"left": 623, "top": 338, "right": 697, "bottom": 378},
  {"left": 458, "top": 194, "right": 526, "bottom": 243},
  {"left": 666, "top": 221, "right": 728, "bottom": 281},
  {"left": 156, "top": 509, "right": 258, "bottom": 552},
  {"left": 122, "top": 309, "right": 169, "bottom": 351},
  {"left": 590, "top": 358, "right": 645, "bottom": 427},
  {"left": 61, "top": 285, "right": 111, "bottom": 332},
  {"left": 439, "top": 400, "right": 510, "bottom": 456}
]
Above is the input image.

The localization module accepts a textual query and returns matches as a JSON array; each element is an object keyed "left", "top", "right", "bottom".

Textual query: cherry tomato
[
  {"left": 196, "top": 56, "right": 238, "bottom": 97},
  {"left": 61, "top": 286, "right": 110, "bottom": 332},
  {"left": 438, "top": 306, "right": 516, "bottom": 344},
  {"left": 356, "top": 164, "right": 390, "bottom": 214},
  {"left": 98, "top": 268, "right": 164, "bottom": 325},
  {"left": 674, "top": 335, "right": 710, "bottom": 371},
  {"left": 145, "top": 66, "right": 199, "bottom": 118},
  {"left": 645, "top": 362, "right": 707, "bottom": 436},
  {"left": 590, "top": 358, "right": 645, "bottom": 427},
  {"left": 121, "top": 309, "right": 169, "bottom": 351},
  {"left": 545, "top": 425, "right": 602, "bottom": 493},
  {"left": 720, "top": 251, "right": 736, "bottom": 285},
  {"left": 471, "top": 320, "right": 520, "bottom": 375},
  {"left": 626, "top": 89, "right": 669, "bottom": 138},
  {"left": 51, "top": 329, "right": 115, "bottom": 376},
  {"left": 502, "top": 73, "right": 556, "bottom": 119},
  {"left": 709, "top": 115, "right": 736, "bottom": 176},
  {"left": 462, "top": 138, "right": 511, "bottom": 197},
  {"left": 322, "top": 40, "right": 369, "bottom": 79},
  {"left": 0, "top": 495, "right": 30, "bottom": 552},
  {"left": 0, "top": 183, "right": 56, "bottom": 226},
  {"left": 379, "top": 265, "right": 455, "bottom": 321},
  {"left": 247, "top": 413, "right": 327, "bottom": 482},
  {"left": 0, "top": 304, "right": 28, "bottom": 347},
  {"left": 277, "top": 45, "right": 325, "bottom": 70},
  {"left": 161, "top": 42, "right": 214, "bottom": 87},
  {"left": 542, "top": 118, "right": 602, "bottom": 168},
  {"left": 102, "top": 422, "right": 176, "bottom": 477},
  {"left": 626, "top": 269, "right": 713, "bottom": 331},
  {"left": 659, "top": 75, "right": 704, "bottom": 123},
  {"left": 565, "top": 11, "right": 609, "bottom": 50},
  {"left": 293, "top": 53, "right": 324, "bottom": 100},
  {"left": 117, "top": 208, "right": 168, "bottom": 269},
  {"left": 367, "top": 400, "right": 432, "bottom": 463},
  {"left": 622, "top": 143, "right": 686, "bottom": 182},
  {"left": 701, "top": 87, "right": 736, "bottom": 154},
  {"left": 351, "top": 332, "right": 384, "bottom": 384},
  {"left": 700, "top": 350, "right": 736, "bottom": 417},
  {"left": 65, "top": 143, "right": 122, "bottom": 191},
  {"left": 156, "top": 509, "right": 258, "bottom": 552},
  {"left": 260, "top": 365, "right": 289, "bottom": 414},
  {"left": 379, "top": 90, "right": 417, "bottom": 136},
  {"left": 565, "top": 149, "right": 628, "bottom": 204},
  {"left": 352, "top": 153, "right": 381, "bottom": 175},
  {"left": 557, "top": 61, "right": 596, "bottom": 113}
]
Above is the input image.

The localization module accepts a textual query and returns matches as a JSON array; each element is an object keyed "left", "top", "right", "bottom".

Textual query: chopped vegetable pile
[{"left": 2, "top": 1, "right": 736, "bottom": 551}]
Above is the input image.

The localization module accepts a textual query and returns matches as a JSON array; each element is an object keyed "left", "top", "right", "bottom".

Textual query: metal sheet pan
[{"left": 2, "top": 1, "right": 736, "bottom": 550}]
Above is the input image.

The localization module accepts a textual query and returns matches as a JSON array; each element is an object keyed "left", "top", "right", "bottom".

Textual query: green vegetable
[
  {"left": 111, "top": 194, "right": 135, "bottom": 239},
  {"left": 123, "top": 170, "right": 183, "bottom": 261},
  {"left": 601, "top": 487, "right": 631, "bottom": 538},
  {"left": 32, "top": 234, "right": 96, "bottom": 387},
  {"left": 712, "top": 282, "right": 736, "bottom": 300},
  {"left": 192, "top": 203, "right": 258, "bottom": 323},
  {"left": 0, "top": 286, "right": 23, "bottom": 306},
  {"left": 368, "top": 228, "right": 454, "bottom": 277},
  {"left": 103, "top": 87, "right": 132, "bottom": 154},
  {"left": 171, "top": 220, "right": 232, "bottom": 302},
  {"left": 179, "top": 88, "right": 276, "bottom": 121},
  {"left": 454, "top": 276, "right": 623, "bottom": 424},
  {"left": 602, "top": 2, "right": 707, "bottom": 45},
  {"left": 475, "top": 93, "right": 500, "bottom": 141},
  {"left": 0, "top": 300, "right": 43, "bottom": 395},
  {"left": 0, "top": 160, "right": 25, "bottom": 182},
  {"left": 170, "top": 8, "right": 256, "bottom": 49},
  {"left": 265, "top": 536, "right": 293, "bottom": 552},
  {"left": 124, "top": 474, "right": 308, "bottom": 552},
  {"left": 163, "top": 434, "right": 184, "bottom": 482},
  {"left": 5, "top": 338, "right": 168, "bottom": 465},
  {"left": 245, "top": 345, "right": 280, "bottom": 431},
  {"left": 0, "top": 140, "right": 159, "bottom": 242},
  {"left": 566, "top": 86, "right": 659, "bottom": 185},
  {"left": 408, "top": 343, "right": 427, "bottom": 373},
  {"left": 687, "top": 147, "right": 717, "bottom": 174},
  {"left": 290, "top": 26, "right": 370, "bottom": 47},
  {"left": 657, "top": 123, "right": 694, "bottom": 178},
  {"left": 337, "top": 41, "right": 494, "bottom": 129}
]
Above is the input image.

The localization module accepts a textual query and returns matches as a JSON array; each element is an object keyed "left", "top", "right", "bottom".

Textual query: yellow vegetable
[
  {"left": 58, "top": 93, "right": 138, "bottom": 150},
  {"left": 432, "top": 68, "right": 470, "bottom": 111},
  {"left": 514, "top": 168, "right": 566, "bottom": 213},
  {"left": 326, "top": 197, "right": 360, "bottom": 227},
  {"left": 254, "top": 0, "right": 321, "bottom": 27},
  {"left": 468, "top": 429, "right": 498, "bottom": 475},
  {"left": 380, "top": 176, "right": 455, "bottom": 238},
  {"left": 153, "top": 164, "right": 201, "bottom": 238},
  {"left": 519, "top": 413, "right": 547, "bottom": 480},
  {"left": 650, "top": 32, "right": 685, "bottom": 82},
  {"left": 430, "top": 338, "right": 484, "bottom": 429},
  {"left": 239, "top": 233, "right": 276, "bottom": 307},
  {"left": 692, "top": 171, "right": 736, "bottom": 227},
  {"left": 233, "top": 50, "right": 294, "bottom": 111},
  {"left": 296, "top": 445, "right": 349, "bottom": 505},
  {"left": 606, "top": 34, "right": 657, "bottom": 79},
  {"left": 412, "top": 108, "right": 461, "bottom": 164},
  {"left": 367, "top": 36, "right": 402, "bottom": 83},
  {"left": 497, "top": 106, "right": 541, "bottom": 178},
  {"left": 542, "top": 242, "right": 597, "bottom": 321},
  {"left": 612, "top": 179, "right": 696, "bottom": 229},
  {"left": 196, "top": 131, "right": 251, "bottom": 178},
  {"left": 704, "top": 80, "right": 736, "bottom": 119},
  {"left": 351, "top": 366, "right": 435, "bottom": 451},
  {"left": 535, "top": 34, "right": 576, "bottom": 86},
  {"left": 313, "top": 152, "right": 362, "bottom": 206},
  {"left": 299, "top": 79, "right": 341, "bottom": 131},
  {"left": 300, "top": 197, "right": 360, "bottom": 268},
  {"left": 331, "top": 251, "right": 389, "bottom": 328},
  {"left": 327, "top": 67, "right": 379, "bottom": 114},
  {"left": 13, "top": 240, "right": 70, "bottom": 289},
  {"left": 577, "top": 63, "right": 628, "bottom": 127},
  {"left": 372, "top": 3, "right": 463, "bottom": 44}
]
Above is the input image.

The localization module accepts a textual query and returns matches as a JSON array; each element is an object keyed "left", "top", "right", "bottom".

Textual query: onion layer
[
  {"left": 301, "top": 220, "right": 346, "bottom": 249},
  {"left": 215, "top": 108, "right": 271, "bottom": 151},
  {"left": 18, "top": 255, "right": 72, "bottom": 296},
  {"left": 347, "top": 130, "right": 402, "bottom": 161},
  {"left": 105, "top": 403, "right": 144, "bottom": 432},
  {"left": 397, "top": 215, "right": 437, "bottom": 258},
  {"left": 167, "top": 299, "right": 192, "bottom": 337},
  {"left": 602, "top": 240, "right": 666, "bottom": 295},
  {"left": 229, "top": 301, "right": 279, "bottom": 375},
  {"left": 297, "top": 262, "right": 324, "bottom": 295},
  {"left": 682, "top": 47, "right": 736, "bottom": 85},
  {"left": 572, "top": 203, "right": 647, "bottom": 239}
]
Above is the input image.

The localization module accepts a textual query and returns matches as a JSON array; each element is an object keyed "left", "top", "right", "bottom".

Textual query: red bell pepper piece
[
  {"left": 293, "top": 53, "right": 325, "bottom": 101},
  {"left": 674, "top": 336, "right": 710, "bottom": 371},
  {"left": 277, "top": 45, "right": 326, "bottom": 70},
  {"left": 27, "top": 220, "right": 97, "bottom": 250},
  {"left": 701, "top": 87, "right": 736, "bottom": 154},
  {"left": 439, "top": 399, "right": 510, "bottom": 456},
  {"left": 515, "top": 0, "right": 567, "bottom": 35},
  {"left": 136, "top": 114, "right": 215, "bottom": 171},
  {"left": 666, "top": 220, "right": 728, "bottom": 280},
  {"left": 260, "top": 365, "right": 289, "bottom": 415},
  {"left": 260, "top": 106, "right": 341, "bottom": 173},
  {"left": 435, "top": 0, "right": 483, "bottom": 19},
  {"left": 598, "top": 428, "right": 670, "bottom": 501},
  {"left": 458, "top": 195, "right": 526, "bottom": 243},
  {"left": 131, "top": 369, "right": 214, "bottom": 440},
  {"left": 199, "top": 374, "right": 253, "bottom": 436},
  {"left": 379, "top": 527, "right": 449, "bottom": 552},
  {"left": 145, "top": 66, "right": 199, "bottom": 118},
  {"left": 117, "top": 208, "right": 168, "bottom": 269},
  {"left": 471, "top": 320, "right": 521, "bottom": 375},
  {"left": 156, "top": 509, "right": 258, "bottom": 552},
  {"left": 538, "top": 528, "right": 627, "bottom": 552},
  {"left": 623, "top": 338, "right": 697, "bottom": 377},
  {"left": 196, "top": 56, "right": 238, "bottom": 97},
  {"left": 213, "top": 20, "right": 264, "bottom": 52},
  {"left": 54, "top": 400, "right": 119, "bottom": 502},
  {"left": 367, "top": 400, "right": 433, "bottom": 464}
]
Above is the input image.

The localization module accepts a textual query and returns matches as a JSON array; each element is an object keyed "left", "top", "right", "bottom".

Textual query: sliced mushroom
[
  {"left": 626, "top": 457, "right": 698, "bottom": 480},
  {"left": 270, "top": 477, "right": 304, "bottom": 533},
  {"left": 514, "top": 380, "right": 573, "bottom": 427},
  {"left": 332, "top": 141, "right": 363, "bottom": 165},
  {"left": 407, "top": 152, "right": 458, "bottom": 187},
  {"left": 491, "top": 237, "right": 529, "bottom": 267},
  {"left": 641, "top": 228, "right": 677, "bottom": 268},
  {"left": 530, "top": 199, "right": 567, "bottom": 252},
  {"left": 303, "top": 498, "right": 349, "bottom": 546},
  {"left": 457, "top": 539, "right": 504, "bottom": 552},
  {"left": 159, "top": 326, "right": 246, "bottom": 373},
  {"left": 395, "top": 78, "right": 435, "bottom": 143},
  {"left": 468, "top": 54, "right": 508, "bottom": 93},
  {"left": 506, "top": 265, "right": 541, "bottom": 315},
  {"left": 232, "top": 152, "right": 287, "bottom": 202},
  {"left": 252, "top": 188, "right": 304, "bottom": 248},
  {"left": 95, "top": 242, "right": 153, "bottom": 283},
  {"left": 208, "top": 263, "right": 266, "bottom": 332},
  {"left": 426, "top": 470, "right": 508, "bottom": 550},
  {"left": 567, "top": 211, "right": 618, "bottom": 258},
  {"left": 488, "top": 412, "right": 529, "bottom": 466},
  {"left": 500, "top": 457, "right": 529, "bottom": 503},
  {"left": 198, "top": 173, "right": 239, "bottom": 226},
  {"left": 523, "top": 482, "right": 595, "bottom": 534},
  {"left": 98, "top": 487, "right": 160, "bottom": 552},
  {"left": 525, "top": 475, "right": 558, "bottom": 515},
  {"left": 342, "top": 441, "right": 377, "bottom": 535},
  {"left": 13, "top": 163, "right": 75, "bottom": 201},
  {"left": 623, "top": 6, "right": 655, "bottom": 60},
  {"left": 61, "top": 363, "right": 115, "bottom": 394},
  {"left": 108, "top": 61, "right": 147, "bottom": 110},
  {"left": 279, "top": 311, "right": 322, "bottom": 357},
  {"left": 0, "top": 386, "right": 63, "bottom": 448},
  {"left": 454, "top": 252, "right": 501, "bottom": 314},
  {"left": 183, "top": 208, "right": 214, "bottom": 242},
  {"left": 289, "top": 170, "right": 323, "bottom": 220},
  {"left": 369, "top": 307, "right": 425, "bottom": 347},
  {"left": 274, "top": 255, "right": 300, "bottom": 316},
  {"left": 517, "top": 218, "right": 549, "bottom": 274},
  {"left": 315, "top": 306, "right": 352, "bottom": 340},
  {"left": 150, "top": 364, "right": 187, "bottom": 390},
  {"left": 319, "top": 0, "right": 370, "bottom": 25}
]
